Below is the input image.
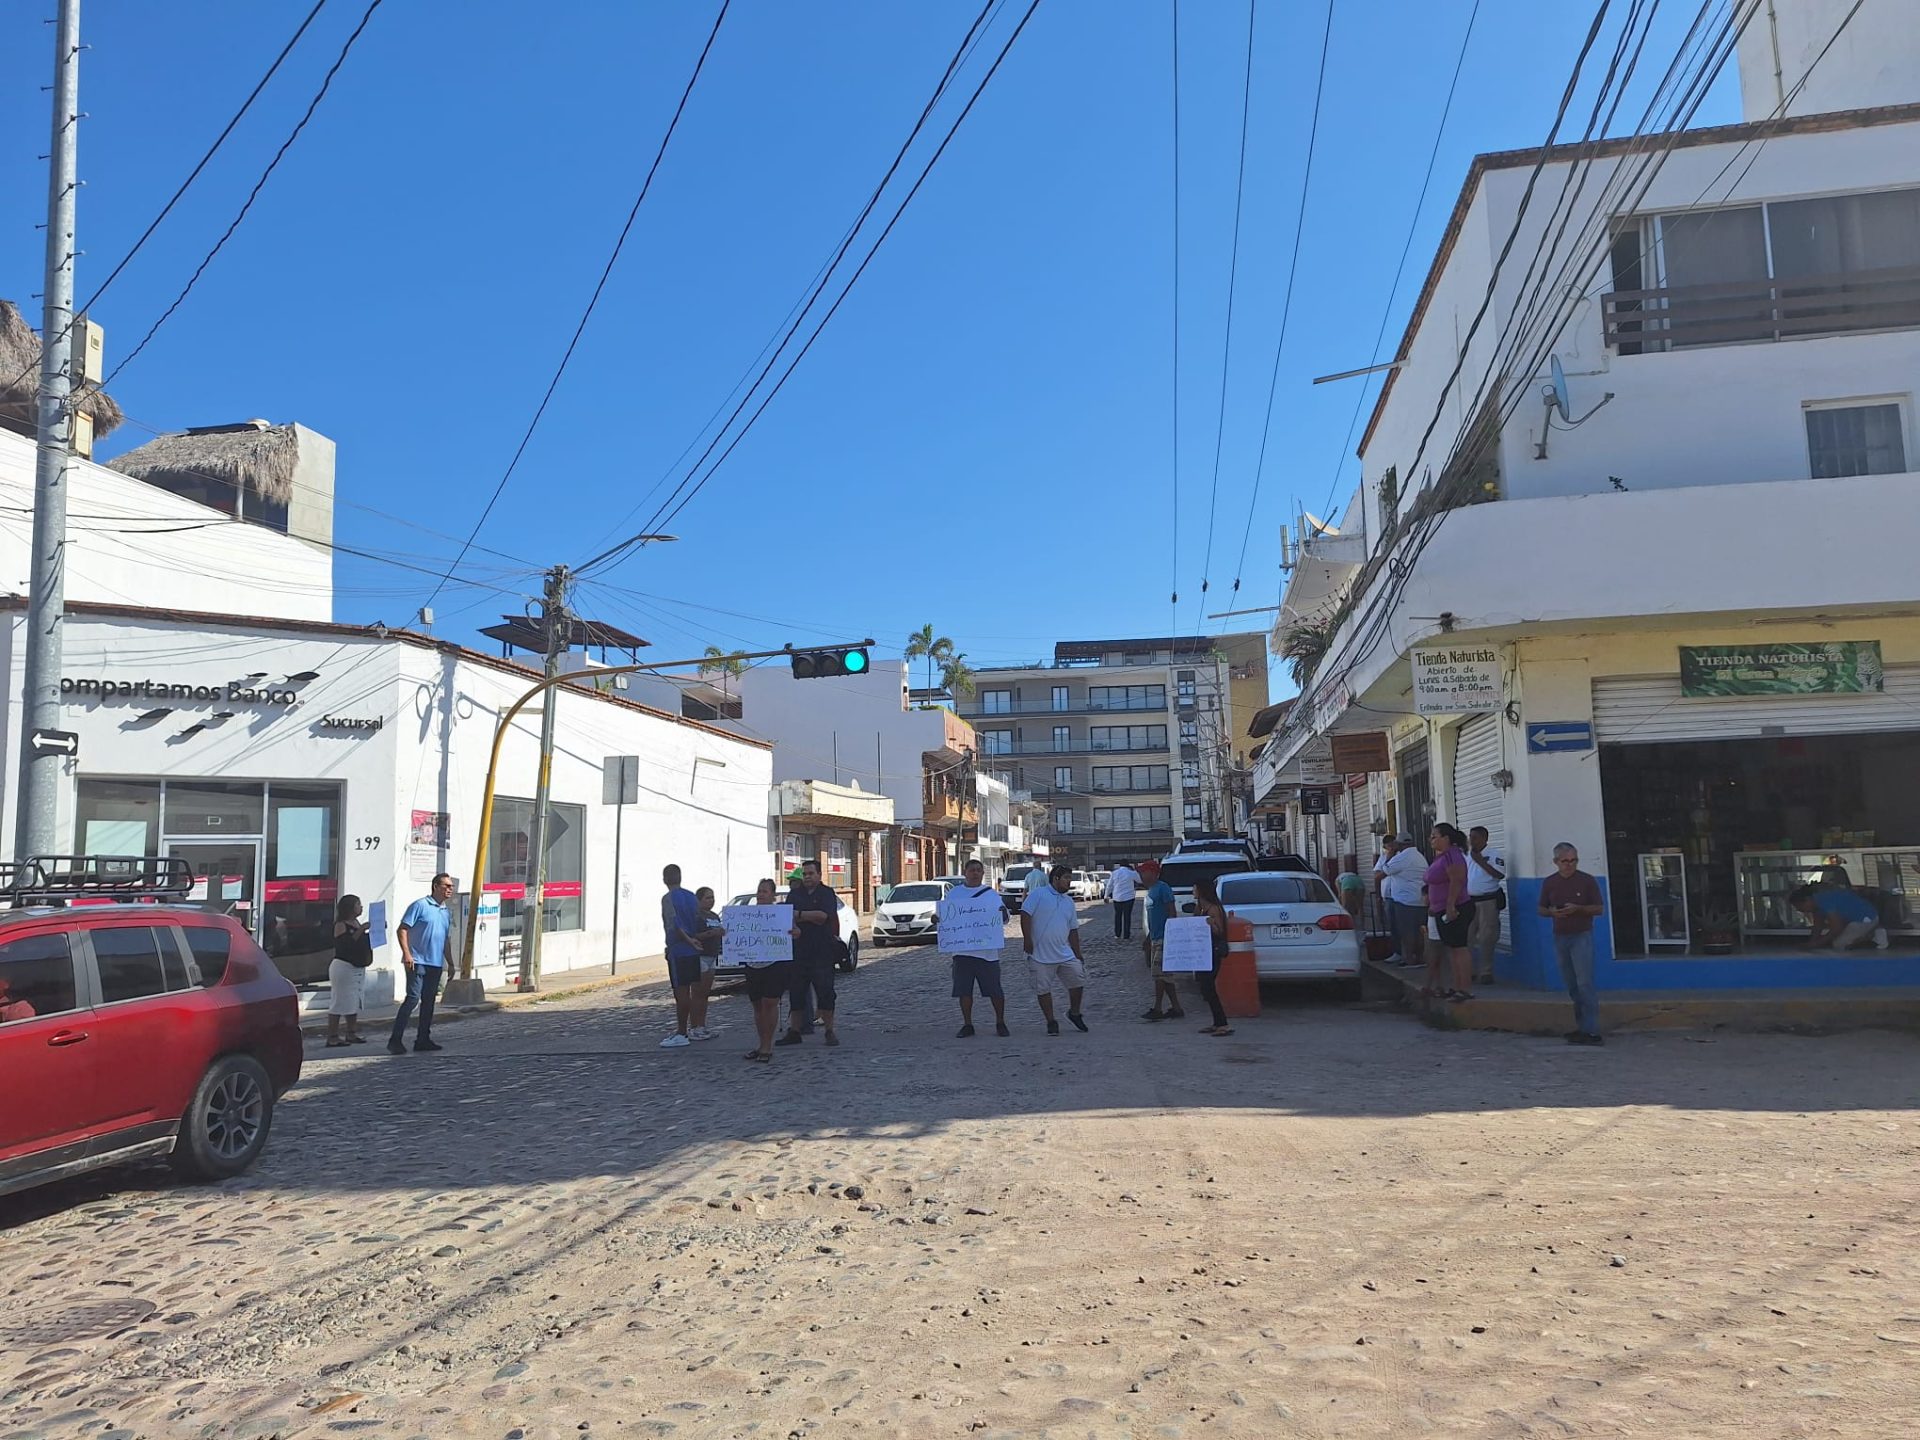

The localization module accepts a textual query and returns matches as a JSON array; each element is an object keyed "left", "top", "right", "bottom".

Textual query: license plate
[{"left": 1269, "top": 924, "right": 1314, "bottom": 939}]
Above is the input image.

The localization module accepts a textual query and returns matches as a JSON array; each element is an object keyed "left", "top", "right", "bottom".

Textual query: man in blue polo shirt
[
  {"left": 1791, "top": 884, "right": 1881, "bottom": 950},
  {"left": 390, "top": 872, "right": 454, "bottom": 1054}
]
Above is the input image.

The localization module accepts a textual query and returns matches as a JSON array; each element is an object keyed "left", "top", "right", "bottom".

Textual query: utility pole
[
  {"left": 16, "top": 0, "right": 81, "bottom": 861},
  {"left": 518, "top": 563, "right": 570, "bottom": 991}
]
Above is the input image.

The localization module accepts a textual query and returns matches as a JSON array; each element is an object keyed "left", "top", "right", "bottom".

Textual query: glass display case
[
  {"left": 1736, "top": 848, "right": 1920, "bottom": 939},
  {"left": 1637, "top": 852, "right": 1690, "bottom": 949}
]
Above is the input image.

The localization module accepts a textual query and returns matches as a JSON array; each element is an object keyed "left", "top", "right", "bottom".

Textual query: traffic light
[{"left": 788, "top": 643, "right": 872, "bottom": 679}]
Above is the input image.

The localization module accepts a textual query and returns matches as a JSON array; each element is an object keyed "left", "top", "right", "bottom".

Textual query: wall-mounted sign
[
  {"left": 318, "top": 715, "right": 384, "bottom": 732},
  {"left": 1678, "top": 641, "right": 1883, "bottom": 697},
  {"left": 1300, "top": 786, "right": 1331, "bottom": 816},
  {"left": 62, "top": 676, "right": 299, "bottom": 705},
  {"left": 1298, "top": 738, "right": 1338, "bottom": 785},
  {"left": 1330, "top": 731, "right": 1391, "bottom": 773},
  {"left": 1411, "top": 646, "right": 1502, "bottom": 715}
]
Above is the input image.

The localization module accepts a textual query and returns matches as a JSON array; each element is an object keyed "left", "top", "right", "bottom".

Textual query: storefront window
[
  {"left": 76, "top": 778, "right": 162, "bottom": 856},
  {"left": 783, "top": 831, "right": 814, "bottom": 883},
  {"left": 487, "top": 797, "right": 585, "bottom": 937},
  {"left": 165, "top": 780, "right": 265, "bottom": 835},
  {"left": 827, "top": 837, "right": 852, "bottom": 887},
  {"left": 263, "top": 783, "right": 343, "bottom": 986}
]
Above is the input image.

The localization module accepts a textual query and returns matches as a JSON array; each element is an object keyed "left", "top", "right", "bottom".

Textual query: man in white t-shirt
[
  {"left": 1465, "top": 825, "right": 1507, "bottom": 985},
  {"left": 942, "top": 859, "right": 1011, "bottom": 1039},
  {"left": 1375, "top": 836, "right": 1429, "bottom": 967},
  {"left": 1019, "top": 864, "right": 1088, "bottom": 1035},
  {"left": 1104, "top": 862, "right": 1140, "bottom": 940}
]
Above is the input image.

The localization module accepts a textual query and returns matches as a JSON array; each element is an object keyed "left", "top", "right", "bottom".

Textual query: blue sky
[{"left": 0, "top": 1, "right": 1739, "bottom": 691}]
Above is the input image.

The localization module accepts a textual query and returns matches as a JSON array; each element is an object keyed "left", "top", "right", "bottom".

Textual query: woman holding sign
[
  {"left": 1189, "top": 876, "right": 1233, "bottom": 1037},
  {"left": 733, "top": 878, "right": 798, "bottom": 1062}
]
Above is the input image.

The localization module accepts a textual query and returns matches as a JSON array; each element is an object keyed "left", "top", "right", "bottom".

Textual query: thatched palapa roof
[
  {"left": 0, "top": 298, "right": 125, "bottom": 439},
  {"left": 109, "top": 418, "right": 300, "bottom": 505}
]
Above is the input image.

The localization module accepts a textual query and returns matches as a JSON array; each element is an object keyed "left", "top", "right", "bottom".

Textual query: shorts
[
  {"left": 743, "top": 960, "right": 793, "bottom": 1002},
  {"left": 1147, "top": 939, "right": 1167, "bottom": 978},
  {"left": 327, "top": 958, "right": 364, "bottom": 1016},
  {"left": 1031, "top": 957, "right": 1088, "bottom": 994},
  {"left": 668, "top": 954, "right": 704, "bottom": 989},
  {"left": 1430, "top": 910, "right": 1472, "bottom": 948},
  {"left": 951, "top": 954, "right": 1004, "bottom": 999}
]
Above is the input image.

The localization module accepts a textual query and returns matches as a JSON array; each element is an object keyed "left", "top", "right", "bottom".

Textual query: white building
[{"left": 1259, "top": 0, "right": 1920, "bottom": 993}]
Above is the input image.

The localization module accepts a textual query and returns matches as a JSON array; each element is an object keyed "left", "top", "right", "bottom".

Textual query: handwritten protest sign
[
  {"left": 937, "top": 889, "right": 1007, "bottom": 955},
  {"left": 1160, "top": 915, "right": 1214, "bottom": 973},
  {"left": 721, "top": 904, "right": 793, "bottom": 965}
]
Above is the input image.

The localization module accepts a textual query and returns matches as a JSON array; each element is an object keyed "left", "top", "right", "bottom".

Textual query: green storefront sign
[{"left": 1678, "top": 641, "right": 1884, "bottom": 697}]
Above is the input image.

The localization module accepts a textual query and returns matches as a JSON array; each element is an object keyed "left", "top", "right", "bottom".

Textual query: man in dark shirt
[
  {"left": 777, "top": 859, "right": 841, "bottom": 1048},
  {"left": 1538, "top": 842, "right": 1605, "bottom": 1046}
]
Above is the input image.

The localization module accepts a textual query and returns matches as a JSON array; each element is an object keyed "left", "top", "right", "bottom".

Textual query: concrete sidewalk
[{"left": 297, "top": 953, "right": 669, "bottom": 1038}]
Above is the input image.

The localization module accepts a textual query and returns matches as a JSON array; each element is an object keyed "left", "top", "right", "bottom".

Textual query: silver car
[{"left": 1215, "top": 870, "right": 1362, "bottom": 985}]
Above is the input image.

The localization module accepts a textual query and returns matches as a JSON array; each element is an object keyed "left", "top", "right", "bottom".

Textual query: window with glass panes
[
  {"left": 980, "top": 689, "right": 1012, "bottom": 714},
  {"left": 1090, "top": 724, "right": 1167, "bottom": 752},
  {"left": 1093, "top": 806, "right": 1172, "bottom": 832},
  {"left": 1092, "top": 764, "right": 1168, "bottom": 791},
  {"left": 1089, "top": 684, "right": 1166, "bottom": 712},
  {"left": 487, "top": 797, "right": 586, "bottom": 936},
  {"left": 1051, "top": 685, "right": 1070, "bottom": 711}
]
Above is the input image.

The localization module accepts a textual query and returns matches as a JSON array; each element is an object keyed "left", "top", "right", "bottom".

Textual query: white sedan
[
  {"left": 1216, "top": 870, "right": 1362, "bottom": 986},
  {"left": 871, "top": 880, "right": 952, "bottom": 947}
]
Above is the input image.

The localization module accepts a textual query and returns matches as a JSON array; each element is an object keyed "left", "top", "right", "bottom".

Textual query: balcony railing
[
  {"left": 1603, "top": 264, "right": 1920, "bottom": 352},
  {"left": 961, "top": 698, "right": 1170, "bottom": 718},
  {"left": 976, "top": 740, "right": 1172, "bottom": 758}
]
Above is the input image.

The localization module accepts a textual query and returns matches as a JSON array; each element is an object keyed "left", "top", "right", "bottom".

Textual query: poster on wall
[
  {"left": 1679, "top": 641, "right": 1883, "bottom": 697},
  {"left": 1411, "top": 646, "right": 1503, "bottom": 715},
  {"left": 409, "top": 809, "right": 449, "bottom": 882}
]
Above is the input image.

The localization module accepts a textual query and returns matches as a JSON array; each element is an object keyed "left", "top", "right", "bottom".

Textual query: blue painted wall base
[{"left": 1502, "top": 876, "right": 1920, "bottom": 991}]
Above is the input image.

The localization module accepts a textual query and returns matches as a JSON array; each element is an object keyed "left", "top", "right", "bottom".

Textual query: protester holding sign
[
  {"left": 726, "top": 879, "right": 797, "bottom": 1063},
  {"left": 939, "top": 859, "right": 1010, "bottom": 1038},
  {"left": 1186, "top": 876, "right": 1233, "bottom": 1037}
]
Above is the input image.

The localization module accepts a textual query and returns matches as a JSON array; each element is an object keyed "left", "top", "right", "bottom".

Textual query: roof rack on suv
[{"left": 4, "top": 854, "right": 195, "bottom": 904}]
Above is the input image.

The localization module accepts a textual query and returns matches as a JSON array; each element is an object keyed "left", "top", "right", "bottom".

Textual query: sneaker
[
  {"left": 1067, "top": 1012, "right": 1089, "bottom": 1032},
  {"left": 956, "top": 1024, "right": 976, "bottom": 1038},
  {"left": 660, "top": 1033, "right": 692, "bottom": 1049},
  {"left": 995, "top": 1021, "right": 1011, "bottom": 1037},
  {"left": 414, "top": 1039, "right": 444, "bottom": 1053},
  {"left": 387, "top": 1040, "right": 407, "bottom": 1056},
  {"left": 688, "top": 1026, "right": 715, "bottom": 1042},
  {"left": 774, "top": 1031, "right": 804, "bottom": 1047},
  {"left": 1046, "top": 1019, "right": 1061, "bottom": 1036}
]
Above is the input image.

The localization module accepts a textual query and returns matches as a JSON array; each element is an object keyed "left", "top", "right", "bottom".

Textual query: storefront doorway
[
  {"left": 1599, "top": 730, "right": 1920, "bottom": 954},
  {"left": 168, "top": 840, "right": 261, "bottom": 938}
]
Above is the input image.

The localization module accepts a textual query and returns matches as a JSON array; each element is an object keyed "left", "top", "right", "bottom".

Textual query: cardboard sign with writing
[
  {"left": 1160, "top": 915, "right": 1214, "bottom": 973},
  {"left": 721, "top": 904, "right": 793, "bottom": 965},
  {"left": 938, "top": 889, "right": 1007, "bottom": 955}
]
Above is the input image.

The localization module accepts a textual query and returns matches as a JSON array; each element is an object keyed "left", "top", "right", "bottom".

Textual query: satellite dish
[
  {"left": 1534, "top": 354, "right": 1615, "bottom": 460},
  {"left": 1302, "top": 511, "right": 1339, "bottom": 538}
]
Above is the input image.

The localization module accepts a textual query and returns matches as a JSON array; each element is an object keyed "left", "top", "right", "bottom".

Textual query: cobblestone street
[{"left": 4, "top": 911, "right": 1920, "bottom": 1439}]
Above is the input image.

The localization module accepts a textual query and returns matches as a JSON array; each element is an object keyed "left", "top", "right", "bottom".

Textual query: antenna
[{"left": 1535, "top": 354, "right": 1615, "bottom": 459}]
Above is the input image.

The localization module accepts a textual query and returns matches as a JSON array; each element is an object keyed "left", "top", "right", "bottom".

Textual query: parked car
[
  {"left": 1216, "top": 870, "right": 1362, "bottom": 987},
  {"left": 1000, "top": 862, "right": 1050, "bottom": 913},
  {"left": 871, "top": 880, "right": 954, "bottom": 947},
  {"left": 1175, "top": 835, "right": 1258, "bottom": 862},
  {"left": 1156, "top": 850, "right": 1256, "bottom": 916},
  {"left": 716, "top": 893, "right": 862, "bottom": 979},
  {"left": 1069, "top": 870, "right": 1102, "bottom": 902},
  {"left": 1253, "top": 852, "right": 1316, "bottom": 874},
  {"left": 0, "top": 860, "right": 303, "bottom": 1200}
]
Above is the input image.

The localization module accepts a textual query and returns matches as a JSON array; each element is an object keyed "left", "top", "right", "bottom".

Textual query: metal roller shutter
[
  {"left": 1451, "top": 713, "right": 1509, "bottom": 946},
  {"left": 1592, "top": 667, "right": 1920, "bottom": 744}
]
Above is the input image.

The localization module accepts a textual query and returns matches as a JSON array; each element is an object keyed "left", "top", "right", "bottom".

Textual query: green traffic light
[{"left": 844, "top": 649, "right": 870, "bottom": 675}]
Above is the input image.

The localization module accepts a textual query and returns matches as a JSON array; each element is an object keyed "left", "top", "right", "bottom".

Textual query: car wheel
[
  {"left": 840, "top": 934, "right": 860, "bottom": 972},
  {"left": 170, "top": 1054, "right": 275, "bottom": 1181}
]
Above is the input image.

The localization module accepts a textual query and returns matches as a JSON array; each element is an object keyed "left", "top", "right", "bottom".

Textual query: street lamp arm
[{"left": 457, "top": 640, "right": 864, "bottom": 978}]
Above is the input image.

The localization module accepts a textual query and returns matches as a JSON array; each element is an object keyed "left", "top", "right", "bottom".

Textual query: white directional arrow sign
[{"left": 29, "top": 729, "right": 80, "bottom": 758}]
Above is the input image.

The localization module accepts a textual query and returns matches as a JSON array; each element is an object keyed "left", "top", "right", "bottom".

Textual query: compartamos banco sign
[{"left": 61, "top": 676, "right": 300, "bottom": 705}]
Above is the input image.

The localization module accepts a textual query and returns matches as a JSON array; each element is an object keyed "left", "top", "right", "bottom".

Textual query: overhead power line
[
  {"left": 422, "top": 0, "right": 733, "bottom": 607},
  {"left": 105, "top": 0, "right": 387, "bottom": 386},
  {"left": 1168, "top": 0, "right": 1183, "bottom": 622},
  {"left": 583, "top": 0, "right": 1046, "bottom": 569}
]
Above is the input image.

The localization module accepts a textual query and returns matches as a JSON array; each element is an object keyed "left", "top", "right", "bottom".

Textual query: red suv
[{"left": 0, "top": 857, "right": 303, "bottom": 1199}]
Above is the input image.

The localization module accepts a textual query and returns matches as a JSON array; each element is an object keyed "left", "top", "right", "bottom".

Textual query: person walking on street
[
  {"left": 944, "top": 858, "right": 1010, "bottom": 1038},
  {"left": 1105, "top": 861, "right": 1140, "bottom": 939},
  {"left": 1424, "top": 824, "right": 1474, "bottom": 1002},
  {"left": 1376, "top": 836, "right": 1428, "bottom": 967},
  {"left": 779, "top": 860, "right": 842, "bottom": 1047},
  {"left": 1189, "top": 874, "right": 1234, "bottom": 1037},
  {"left": 1020, "top": 864, "right": 1089, "bottom": 1035},
  {"left": 1141, "top": 861, "right": 1185, "bottom": 1021},
  {"left": 327, "top": 893, "right": 372, "bottom": 1048},
  {"left": 736, "top": 878, "right": 796, "bottom": 1062},
  {"left": 1465, "top": 825, "right": 1507, "bottom": 985},
  {"left": 389, "top": 872, "right": 454, "bottom": 1055},
  {"left": 659, "top": 865, "right": 708, "bottom": 1049},
  {"left": 1539, "top": 842, "right": 1606, "bottom": 1045}
]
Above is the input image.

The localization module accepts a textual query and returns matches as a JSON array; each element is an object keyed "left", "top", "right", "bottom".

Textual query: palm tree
[
  {"left": 1277, "top": 615, "right": 1337, "bottom": 688},
  {"left": 904, "top": 623, "right": 955, "bottom": 699},
  {"left": 939, "top": 651, "right": 976, "bottom": 699},
  {"left": 698, "top": 645, "right": 746, "bottom": 695}
]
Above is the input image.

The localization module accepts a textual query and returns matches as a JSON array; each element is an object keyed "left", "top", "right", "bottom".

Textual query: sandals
[
  {"left": 1446, "top": 990, "right": 1475, "bottom": 1003},
  {"left": 325, "top": 1038, "right": 347, "bottom": 1048},
  {"left": 744, "top": 1049, "right": 772, "bottom": 1063},
  {"left": 1201, "top": 1025, "right": 1235, "bottom": 1037}
]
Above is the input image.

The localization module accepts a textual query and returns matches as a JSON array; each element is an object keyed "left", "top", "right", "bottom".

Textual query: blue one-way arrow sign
[{"left": 1526, "top": 721, "right": 1594, "bottom": 754}]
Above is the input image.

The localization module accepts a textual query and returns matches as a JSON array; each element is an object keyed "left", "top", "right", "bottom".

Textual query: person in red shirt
[{"left": 1538, "top": 842, "right": 1606, "bottom": 1045}]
